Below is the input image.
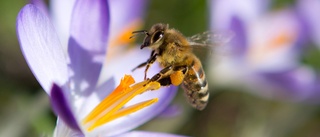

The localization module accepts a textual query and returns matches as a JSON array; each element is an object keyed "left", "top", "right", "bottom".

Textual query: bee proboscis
[{"left": 131, "top": 23, "right": 232, "bottom": 110}]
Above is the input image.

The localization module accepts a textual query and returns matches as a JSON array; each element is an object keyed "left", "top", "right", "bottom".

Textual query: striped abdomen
[{"left": 181, "top": 59, "right": 209, "bottom": 110}]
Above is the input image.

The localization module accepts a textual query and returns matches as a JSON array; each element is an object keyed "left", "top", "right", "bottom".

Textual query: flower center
[
  {"left": 109, "top": 19, "right": 143, "bottom": 47},
  {"left": 81, "top": 75, "right": 160, "bottom": 131},
  {"left": 248, "top": 30, "right": 296, "bottom": 65}
]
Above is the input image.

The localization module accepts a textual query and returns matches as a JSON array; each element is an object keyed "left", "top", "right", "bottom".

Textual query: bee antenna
[
  {"left": 130, "top": 30, "right": 149, "bottom": 39},
  {"left": 132, "top": 30, "right": 148, "bottom": 34}
]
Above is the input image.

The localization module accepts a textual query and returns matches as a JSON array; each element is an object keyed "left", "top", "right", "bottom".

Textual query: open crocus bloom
[
  {"left": 209, "top": 0, "right": 320, "bottom": 101},
  {"left": 17, "top": 0, "right": 178, "bottom": 136}
]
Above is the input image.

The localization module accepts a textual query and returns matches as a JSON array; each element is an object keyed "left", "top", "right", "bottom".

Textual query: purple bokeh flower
[
  {"left": 296, "top": 0, "right": 320, "bottom": 47},
  {"left": 17, "top": 0, "right": 181, "bottom": 136},
  {"left": 209, "top": 0, "right": 320, "bottom": 102}
]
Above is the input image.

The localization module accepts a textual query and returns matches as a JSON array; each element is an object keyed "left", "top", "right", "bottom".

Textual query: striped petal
[{"left": 16, "top": 4, "right": 68, "bottom": 93}]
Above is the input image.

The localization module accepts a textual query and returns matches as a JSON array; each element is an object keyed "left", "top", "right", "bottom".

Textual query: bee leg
[
  {"left": 132, "top": 50, "right": 157, "bottom": 80},
  {"left": 132, "top": 62, "right": 147, "bottom": 72},
  {"left": 132, "top": 50, "right": 155, "bottom": 72},
  {"left": 157, "top": 77, "right": 172, "bottom": 86},
  {"left": 143, "top": 53, "right": 158, "bottom": 80},
  {"left": 148, "top": 65, "right": 173, "bottom": 84},
  {"left": 170, "top": 65, "right": 188, "bottom": 86},
  {"left": 148, "top": 65, "right": 187, "bottom": 86}
]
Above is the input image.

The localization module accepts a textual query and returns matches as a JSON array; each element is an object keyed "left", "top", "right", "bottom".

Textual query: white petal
[
  {"left": 54, "top": 118, "right": 84, "bottom": 137},
  {"left": 50, "top": 0, "right": 76, "bottom": 52}
]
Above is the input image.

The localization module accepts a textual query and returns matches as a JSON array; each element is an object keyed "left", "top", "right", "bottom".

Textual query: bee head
[
  {"left": 140, "top": 23, "right": 168, "bottom": 49},
  {"left": 130, "top": 23, "right": 168, "bottom": 49}
]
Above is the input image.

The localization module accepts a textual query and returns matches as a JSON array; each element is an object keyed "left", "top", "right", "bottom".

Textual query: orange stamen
[
  {"left": 82, "top": 75, "right": 160, "bottom": 132},
  {"left": 82, "top": 75, "right": 134, "bottom": 124},
  {"left": 105, "top": 98, "right": 159, "bottom": 124}
]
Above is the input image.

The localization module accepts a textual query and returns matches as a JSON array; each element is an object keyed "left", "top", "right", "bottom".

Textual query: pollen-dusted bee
[{"left": 131, "top": 23, "right": 231, "bottom": 110}]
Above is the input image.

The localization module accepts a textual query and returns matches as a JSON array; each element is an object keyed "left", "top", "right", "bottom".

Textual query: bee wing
[
  {"left": 187, "top": 30, "right": 234, "bottom": 48},
  {"left": 186, "top": 30, "right": 235, "bottom": 58}
]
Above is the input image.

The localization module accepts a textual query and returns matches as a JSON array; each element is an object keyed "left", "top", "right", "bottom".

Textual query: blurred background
[{"left": 1, "top": 0, "right": 320, "bottom": 137}]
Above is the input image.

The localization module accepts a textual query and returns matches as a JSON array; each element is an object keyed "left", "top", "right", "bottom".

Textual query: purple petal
[
  {"left": 16, "top": 4, "right": 68, "bottom": 93},
  {"left": 116, "top": 131, "right": 188, "bottom": 137},
  {"left": 108, "top": 0, "right": 147, "bottom": 41},
  {"left": 110, "top": 0, "right": 146, "bottom": 26},
  {"left": 229, "top": 16, "right": 247, "bottom": 57},
  {"left": 210, "top": 0, "right": 269, "bottom": 29},
  {"left": 93, "top": 77, "right": 116, "bottom": 101},
  {"left": 54, "top": 118, "right": 84, "bottom": 137},
  {"left": 30, "top": 0, "right": 48, "bottom": 17},
  {"left": 68, "top": 0, "right": 110, "bottom": 95},
  {"left": 50, "top": 83, "right": 80, "bottom": 131},
  {"left": 260, "top": 67, "right": 318, "bottom": 101},
  {"left": 158, "top": 104, "right": 182, "bottom": 118},
  {"left": 296, "top": 0, "right": 320, "bottom": 46}
]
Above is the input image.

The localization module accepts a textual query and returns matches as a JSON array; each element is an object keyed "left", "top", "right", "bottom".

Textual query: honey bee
[{"left": 131, "top": 23, "right": 232, "bottom": 110}]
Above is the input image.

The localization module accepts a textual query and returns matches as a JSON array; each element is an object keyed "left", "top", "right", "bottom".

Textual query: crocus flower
[
  {"left": 17, "top": 0, "right": 180, "bottom": 136},
  {"left": 209, "top": 0, "right": 320, "bottom": 101}
]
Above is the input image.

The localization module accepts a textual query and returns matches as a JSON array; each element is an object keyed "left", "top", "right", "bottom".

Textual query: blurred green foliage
[
  {"left": 1, "top": 0, "right": 320, "bottom": 137},
  {"left": 301, "top": 46, "right": 320, "bottom": 72},
  {"left": 145, "top": 0, "right": 208, "bottom": 36}
]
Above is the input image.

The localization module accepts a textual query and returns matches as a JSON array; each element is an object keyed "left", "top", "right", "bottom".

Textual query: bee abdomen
[{"left": 182, "top": 66, "right": 209, "bottom": 110}]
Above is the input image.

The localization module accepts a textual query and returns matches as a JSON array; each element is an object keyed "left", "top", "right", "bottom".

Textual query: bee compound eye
[{"left": 152, "top": 31, "right": 164, "bottom": 43}]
